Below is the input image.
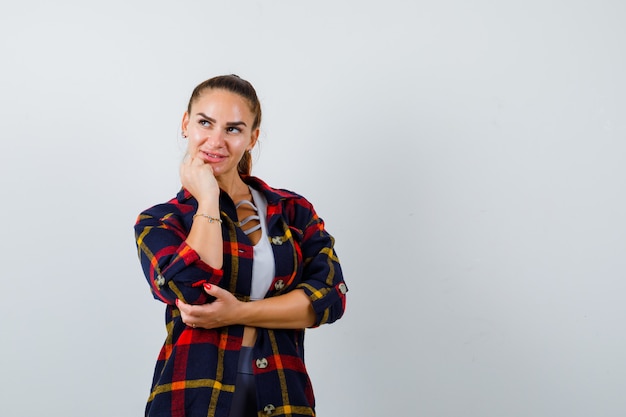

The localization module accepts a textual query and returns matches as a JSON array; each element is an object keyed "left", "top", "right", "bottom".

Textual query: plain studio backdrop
[{"left": 1, "top": 1, "right": 625, "bottom": 416}]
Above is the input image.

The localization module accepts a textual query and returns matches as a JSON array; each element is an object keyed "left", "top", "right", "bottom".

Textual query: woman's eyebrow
[
  {"left": 226, "top": 121, "right": 247, "bottom": 127},
  {"left": 196, "top": 112, "right": 247, "bottom": 127},
  {"left": 196, "top": 112, "right": 215, "bottom": 122}
]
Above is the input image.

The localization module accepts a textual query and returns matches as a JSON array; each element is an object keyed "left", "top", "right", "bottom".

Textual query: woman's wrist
[
  {"left": 196, "top": 200, "right": 220, "bottom": 215},
  {"left": 193, "top": 213, "right": 222, "bottom": 224},
  {"left": 195, "top": 193, "right": 218, "bottom": 206},
  {"left": 237, "top": 298, "right": 256, "bottom": 327}
]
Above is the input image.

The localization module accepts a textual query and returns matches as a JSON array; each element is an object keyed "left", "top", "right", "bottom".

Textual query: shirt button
[
  {"left": 155, "top": 274, "right": 165, "bottom": 288},
  {"left": 263, "top": 404, "right": 276, "bottom": 415},
  {"left": 338, "top": 283, "right": 347, "bottom": 294},
  {"left": 274, "top": 280, "right": 285, "bottom": 291},
  {"left": 256, "top": 358, "right": 268, "bottom": 369},
  {"left": 271, "top": 236, "right": 284, "bottom": 245}
]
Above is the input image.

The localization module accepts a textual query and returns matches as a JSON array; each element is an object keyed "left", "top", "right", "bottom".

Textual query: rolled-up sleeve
[
  {"left": 295, "top": 207, "right": 347, "bottom": 327},
  {"left": 134, "top": 209, "right": 222, "bottom": 305}
]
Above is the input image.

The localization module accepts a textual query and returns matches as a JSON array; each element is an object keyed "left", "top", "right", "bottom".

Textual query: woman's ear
[
  {"left": 248, "top": 128, "right": 260, "bottom": 150},
  {"left": 181, "top": 112, "right": 190, "bottom": 136}
]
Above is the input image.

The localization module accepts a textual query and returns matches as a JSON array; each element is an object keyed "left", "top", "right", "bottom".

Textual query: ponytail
[{"left": 237, "top": 150, "right": 252, "bottom": 176}]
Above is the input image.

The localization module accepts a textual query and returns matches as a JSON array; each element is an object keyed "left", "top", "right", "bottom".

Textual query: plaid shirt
[{"left": 134, "top": 176, "right": 347, "bottom": 417}]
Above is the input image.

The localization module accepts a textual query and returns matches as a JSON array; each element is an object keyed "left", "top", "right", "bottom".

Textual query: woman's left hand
[{"left": 176, "top": 283, "right": 241, "bottom": 329}]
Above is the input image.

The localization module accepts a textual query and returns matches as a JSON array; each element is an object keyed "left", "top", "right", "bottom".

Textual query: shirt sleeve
[
  {"left": 293, "top": 202, "right": 348, "bottom": 327},
  {"left": 134, "top": 207, "right": 222, "bottom": 305}
]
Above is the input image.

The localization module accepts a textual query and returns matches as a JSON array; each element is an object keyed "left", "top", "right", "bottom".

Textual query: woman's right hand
[{"left": 180, "top": 153, "right": 220, "bottom": 204}]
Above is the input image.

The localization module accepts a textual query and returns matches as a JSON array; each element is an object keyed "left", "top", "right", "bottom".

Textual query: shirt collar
[{"left": 176, "top": 176, "right": 297, "bottom": 206}]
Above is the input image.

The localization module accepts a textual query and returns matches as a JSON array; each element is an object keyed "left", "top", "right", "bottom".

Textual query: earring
[{"left": 181, "top": 131, "right": 187, "bottom": 139}]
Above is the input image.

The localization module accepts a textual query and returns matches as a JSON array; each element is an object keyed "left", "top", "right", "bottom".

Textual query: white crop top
[{"left": 246, "top": 187, "right": 275, "bottom": 301}]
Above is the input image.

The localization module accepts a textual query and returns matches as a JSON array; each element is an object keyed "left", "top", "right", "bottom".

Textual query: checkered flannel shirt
[{"left": 134, "top": 176, "right": 347, "bottom": 417}]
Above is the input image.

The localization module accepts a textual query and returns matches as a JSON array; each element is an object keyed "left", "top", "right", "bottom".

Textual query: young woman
[{"left": 134, "top": 75, "right": 348, "bottom": 417}]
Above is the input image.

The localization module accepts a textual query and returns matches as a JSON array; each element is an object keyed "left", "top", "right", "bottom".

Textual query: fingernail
[
  {"left": 175, "top": 299, "right": 180, "bottom": 306},
  {"left": 203, "top": 283, "right": 212, "bottom": 290}
]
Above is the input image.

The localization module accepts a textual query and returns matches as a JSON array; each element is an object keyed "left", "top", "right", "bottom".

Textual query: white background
[{"left": 1, "top": 1, "right": 625, "bottom": 416}]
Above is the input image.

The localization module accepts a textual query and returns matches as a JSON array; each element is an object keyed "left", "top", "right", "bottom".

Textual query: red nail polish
[
  {"left": 203, "top": 283, "right": 212, "bottom": 290},
  {"left": 175, "top": 299, "right": 180, "bottom": 306}
]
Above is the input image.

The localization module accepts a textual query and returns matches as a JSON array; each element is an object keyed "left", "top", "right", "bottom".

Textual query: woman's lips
[{"left": 201, "top": 151, "right": 226, "bottom": 162}]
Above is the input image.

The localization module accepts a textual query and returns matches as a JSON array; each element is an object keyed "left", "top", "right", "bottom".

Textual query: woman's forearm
[
  {"left": 239, "top": 289, "right": 315, "bottom": 329},
  {"left": 185, "top": 202, "right": 223, "bottom": 269},
  {"left": 176, "top": 285, "right": 316, "bottom": 330}
]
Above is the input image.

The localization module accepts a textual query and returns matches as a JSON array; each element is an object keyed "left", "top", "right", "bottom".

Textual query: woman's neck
[{"left": 218, "top": 175, "right": 249, "bottom": 201}]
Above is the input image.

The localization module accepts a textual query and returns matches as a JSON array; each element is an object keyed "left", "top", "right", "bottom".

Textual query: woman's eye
[
  {"left": 227, "top": 126, "right": 241, "bottom": 133},
  {"left": 199, "top": 119, "right": 211, "bottom": 127}
]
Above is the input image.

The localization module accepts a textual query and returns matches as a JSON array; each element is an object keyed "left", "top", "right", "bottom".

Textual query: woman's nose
[{"left": 205, "top": 131, "right": 225, "bottom": 147}]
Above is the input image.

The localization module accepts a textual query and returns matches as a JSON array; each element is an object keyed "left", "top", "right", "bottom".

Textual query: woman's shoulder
[{"left": 245, "top": 176, "right": 321, "bottom": 228}]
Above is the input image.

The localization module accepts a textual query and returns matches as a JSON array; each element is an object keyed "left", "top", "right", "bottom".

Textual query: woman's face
[{"left": 182, "top": 89, "right": 259, "bottom": 180}]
